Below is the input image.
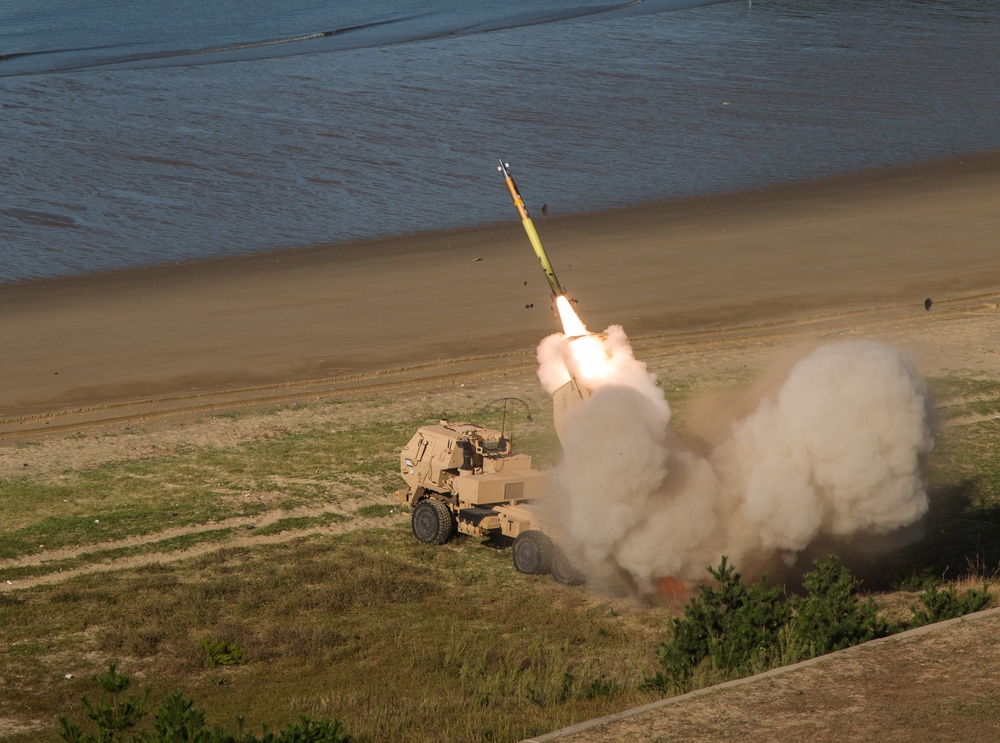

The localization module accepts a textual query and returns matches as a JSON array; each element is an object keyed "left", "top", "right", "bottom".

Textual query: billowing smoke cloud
[{"left": 538, "top": 327, "right": 935, "bottom": 594}]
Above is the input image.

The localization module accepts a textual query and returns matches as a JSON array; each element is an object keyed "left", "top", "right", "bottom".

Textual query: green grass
[
  {"left": 0, "top": 420, "right": 429, "bottom": 562},
  {"left": 249, "top": 511, "right": 349, "bottom": 537},
  {"left": 905, "top": 374, "right": 1000, "bottom": 583},
  {"left": 0, "top": 528, "right": 667, "bottom": 743},
  {"left": 2, "top": 372, "right": 1000, "bottom": 741},
  {"left": 354, "top": 503, "right": 401, "bottom": 518}
]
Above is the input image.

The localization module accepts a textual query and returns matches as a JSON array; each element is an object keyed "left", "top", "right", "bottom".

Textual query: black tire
[
  {"left": 551, "top": 548, "right": 586, "bottom": 586},
  {"left": 512, "top": 530, "right": 553, "bottom": 575},
  {"left": 411, "top": 499, "right": 454, "bottom": 545}
]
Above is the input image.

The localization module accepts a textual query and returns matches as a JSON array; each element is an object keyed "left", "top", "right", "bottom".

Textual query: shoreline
[
  {"left": 2, "top": 149, "right": 998, "bottom": 428},
  {"left": 3, "top": 149, "right": 997, "bottom": 294}
]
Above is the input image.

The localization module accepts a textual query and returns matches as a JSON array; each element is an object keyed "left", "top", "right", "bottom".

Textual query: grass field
[{"left": 2, "top": 369, "right": 999, "bottom": 742}]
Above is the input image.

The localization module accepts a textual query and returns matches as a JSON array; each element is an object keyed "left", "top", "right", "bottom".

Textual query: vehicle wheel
[
  {"left": 551, "top": 548, "right": 586, "bottom": 586},
  {"left": 512, "top": 530, "right": 553, "bottom": 575},
  {"left": 411, "top": 499, "right": 454, "bottom": 545}
]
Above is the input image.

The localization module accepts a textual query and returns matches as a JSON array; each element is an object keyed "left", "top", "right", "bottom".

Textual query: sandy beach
[{"left": 1, "top": 151, "right": 998, "bottom": 439}]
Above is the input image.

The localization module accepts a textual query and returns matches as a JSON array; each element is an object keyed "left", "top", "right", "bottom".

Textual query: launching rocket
[{"left": 497, "top": 159, "right": 566, "bottom": 299}]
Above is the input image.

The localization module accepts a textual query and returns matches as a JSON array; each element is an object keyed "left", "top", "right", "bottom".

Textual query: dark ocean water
[{"left": 1, "top": 0, "right": 998, "bottom": 284}]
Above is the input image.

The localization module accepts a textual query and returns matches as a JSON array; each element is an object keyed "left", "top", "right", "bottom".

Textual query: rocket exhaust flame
[
  {"left": 556, "top": 295, "right": 611, "bottom": 384},
  {"left": 555, "top": 294, "right": 587, "bottom": 337}
]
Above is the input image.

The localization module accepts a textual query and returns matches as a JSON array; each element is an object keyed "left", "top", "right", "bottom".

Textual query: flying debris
[{"left": 497, "top": 159, "right": 566, "bottom": 299}]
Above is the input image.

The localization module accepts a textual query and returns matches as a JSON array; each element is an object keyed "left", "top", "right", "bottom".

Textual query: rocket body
[{"left": 497, "top": 159, "right": 566, "bottom": 298}]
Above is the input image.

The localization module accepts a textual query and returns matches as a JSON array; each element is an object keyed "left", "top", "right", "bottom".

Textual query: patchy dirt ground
[{"left": 529, "top": 609, "right": 1000, "bottom": 743}]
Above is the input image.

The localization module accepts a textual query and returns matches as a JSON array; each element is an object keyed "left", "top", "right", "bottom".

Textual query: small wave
[
  {"left": 0, "top": 14, "right": 427, "bottom": 76},
  {"left": 0, "top": 208, "right": 79, "bottom": 228},
  {"left": 0, "top": 1, "right": 659, "bottom": 76},
  {"left": 0, "top": 43, "right": 127, "bottom": 64},
  {"left": 101, "top": 14, "right": 435, "bottom": 66}
]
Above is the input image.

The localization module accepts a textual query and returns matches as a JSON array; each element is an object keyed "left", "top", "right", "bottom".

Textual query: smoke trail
[{"left": 538, "top": 327, "right": 935, "bottom": 595}]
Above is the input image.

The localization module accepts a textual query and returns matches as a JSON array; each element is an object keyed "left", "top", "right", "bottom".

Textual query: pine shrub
[
  {"left": 910, "top": 582, "right": 991, "bottom": 627},
  {"left": 790, "top": 555, "right": 889, "bottom": 654},
  {"left": 645, "top": 554, "right": 989, "bottom": 696},
  {"left": 646, "top": 556, "right": 790, "bottom": 693}
]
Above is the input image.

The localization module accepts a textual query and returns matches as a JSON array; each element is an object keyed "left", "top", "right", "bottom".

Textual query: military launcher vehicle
[{"left": 394, "top": 413, "right": 584, "bottom": 585}]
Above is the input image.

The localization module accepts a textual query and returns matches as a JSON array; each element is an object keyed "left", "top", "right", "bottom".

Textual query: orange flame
[
  {"left": 656, "top": 576, "right": 690, "bottom": 605},
  {"left": 555, "top": 295, "right": 610, "bottom": 383}
]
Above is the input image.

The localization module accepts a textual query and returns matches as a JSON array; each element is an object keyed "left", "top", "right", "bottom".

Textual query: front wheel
[
  {"left": 512, "top": 530, "right": 553, "bottom": 575},
  {"left": 412, "top": 499, "right": 454, "bottom": 545}
]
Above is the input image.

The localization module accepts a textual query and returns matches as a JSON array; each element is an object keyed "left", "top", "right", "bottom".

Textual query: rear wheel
[
  {"left": 512, "top": 530, "right": 553, "bottom": 575},
  {"left": 412, "top": 499, "right": 454, "bottom": 545},
  {"left": 551, "top": 548, "right": 586, "bottom": 586}
]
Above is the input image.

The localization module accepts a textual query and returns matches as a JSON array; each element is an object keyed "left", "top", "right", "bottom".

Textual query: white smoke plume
[{"left": 538, "top": 326, "right": 935, "bottom": 594}]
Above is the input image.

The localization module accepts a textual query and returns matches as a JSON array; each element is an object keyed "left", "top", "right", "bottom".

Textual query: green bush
[
  {"left": 910, "top": 581, "right": 991, "bottom": 627},
  {"left": 646, "top": 554, "right": 970, "bottom": 695},
  {"left": 60, "top": 663, "right": 351, "bottom": 743},
  {"left": 199, "top": 638, "right": 244, "bottom": 669},
  {"left": 60, "top": 663, "right": 150, "bottom": 743},
  {"left": 646, "top": 556, "right": 790, "bottom": 693},
  {"left": 790, "top": 555, "right": 889, "bottom": 654}
]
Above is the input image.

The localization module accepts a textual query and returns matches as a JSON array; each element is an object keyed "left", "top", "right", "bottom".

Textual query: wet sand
[{"left": 1, "top": 150, "right": 998, "bottom": 434}]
